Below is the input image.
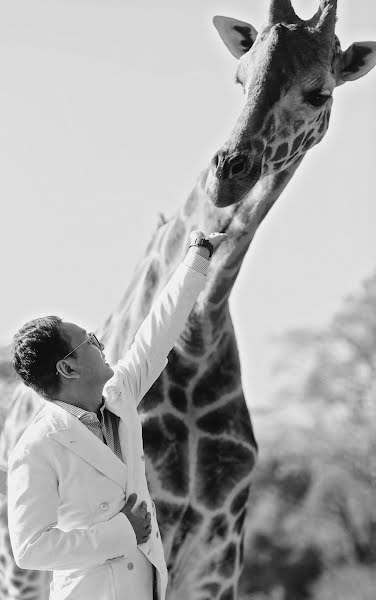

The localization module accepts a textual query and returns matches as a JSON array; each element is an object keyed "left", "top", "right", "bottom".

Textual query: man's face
[{"left": 60, "top": 322, "right": 114, "bottom": 385}]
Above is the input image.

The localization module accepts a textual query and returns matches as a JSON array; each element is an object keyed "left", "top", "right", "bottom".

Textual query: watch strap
[{"left": 189, "top": 238, "right": 213, "bottom": 258}]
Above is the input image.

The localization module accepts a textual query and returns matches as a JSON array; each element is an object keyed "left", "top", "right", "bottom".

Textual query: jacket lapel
[{"left": 43, "top": 402, "right": 128, "bottom": 491}]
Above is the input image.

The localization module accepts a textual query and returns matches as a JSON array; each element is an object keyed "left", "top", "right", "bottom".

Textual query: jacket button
[
  {"left": 127, "top": 562, "right": 134, "bottom": 570},
  {"left": 100, "top": 502, "right": 109, "bottom": 511},
  {"left": 141, "top": 455, "right": 145, "bottom": 461},
  {"left": 156, "top": 531, "right": 159, "bottom": 538}
]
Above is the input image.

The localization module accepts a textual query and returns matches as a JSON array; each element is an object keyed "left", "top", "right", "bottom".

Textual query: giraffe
[{"left": 0, "top": 1, "right": 375, "bottom": 599}]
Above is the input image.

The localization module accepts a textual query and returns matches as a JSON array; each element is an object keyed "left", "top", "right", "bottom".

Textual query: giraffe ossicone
[{"left": 0, "top": 1, "right": 375, "bottom": 599}]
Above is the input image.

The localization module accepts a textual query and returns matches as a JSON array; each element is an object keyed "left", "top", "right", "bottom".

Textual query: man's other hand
[{"left": 121, "top": 493, "right": 152, "bottom": 544}]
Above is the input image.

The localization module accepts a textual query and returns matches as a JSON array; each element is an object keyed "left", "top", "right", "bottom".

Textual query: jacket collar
[{"left": 41, "top": 401, "right": 128, "bottom": 491}]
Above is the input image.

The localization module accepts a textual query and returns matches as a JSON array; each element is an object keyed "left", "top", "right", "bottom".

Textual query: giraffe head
[{"left": 205, "top": 0, "right": 376, "bottom": 207}]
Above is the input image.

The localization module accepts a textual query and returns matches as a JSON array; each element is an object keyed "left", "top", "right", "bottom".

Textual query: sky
[{"left": 0, "top": 0, "right": 375, "bottom": 411}]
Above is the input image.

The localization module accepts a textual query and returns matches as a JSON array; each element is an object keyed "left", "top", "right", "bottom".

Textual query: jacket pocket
[{"left": 50, "top": 564, "right": 115, "bottom": 600}]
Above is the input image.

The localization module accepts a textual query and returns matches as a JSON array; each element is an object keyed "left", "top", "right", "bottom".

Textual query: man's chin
[{"left": 103, "top": 364, "right": 114, "bottom": 381}]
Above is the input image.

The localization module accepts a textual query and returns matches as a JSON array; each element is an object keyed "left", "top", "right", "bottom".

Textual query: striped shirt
[{"left": 54, "top": 400, "right": 123, "bottom": 462}]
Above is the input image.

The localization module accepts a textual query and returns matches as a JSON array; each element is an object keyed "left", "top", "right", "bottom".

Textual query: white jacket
[{"left": 7, "top": 255, "right": 207, "bottom": 600}]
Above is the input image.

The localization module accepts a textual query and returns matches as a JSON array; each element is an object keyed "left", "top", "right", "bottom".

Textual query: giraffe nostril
[
  {"left": 230, "top": 159, "right": 245, "bottom": 176},
  {"left": 211, "top": 151, "right": 250, "bottom": 180},
  {"left": 228, "top": 155, "right": 249, "bottom": 179}
]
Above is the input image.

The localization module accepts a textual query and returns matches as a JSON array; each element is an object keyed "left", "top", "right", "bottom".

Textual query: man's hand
[
  {"left": 121, "top": 493, "right": 152, "bottom": 545},
  {"left": 189, "top": 230, "right": 228, "bottom": 259}
]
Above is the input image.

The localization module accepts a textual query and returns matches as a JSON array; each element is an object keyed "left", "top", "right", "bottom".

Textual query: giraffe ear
[
  {"left": 213, "top": 16, "right": 258, "bottom": 59},
  {"left": 338, "top": 41, "right": 376, "bottom": 84}
]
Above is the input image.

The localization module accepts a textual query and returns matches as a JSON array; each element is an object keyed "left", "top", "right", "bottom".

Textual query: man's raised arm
[{"left": 111, "top": 231, "right": 226, "bottom": 405}]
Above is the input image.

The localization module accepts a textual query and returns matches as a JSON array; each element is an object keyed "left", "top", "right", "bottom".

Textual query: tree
[{"left": 239, "top": 270, "right": 376, "bottom": 600}]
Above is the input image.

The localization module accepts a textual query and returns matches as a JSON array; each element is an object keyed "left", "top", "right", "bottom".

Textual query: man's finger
[
  {"left": 139, "top": 501, "right": 147, "bottom": 516},
  {"left": 125, "top": 493, "right": 137, "bottom": 510},
  {"left": 207, "top": 232, "right": 228, "bottom": 250},
  {"left": 207, "top": 232, "right": 228, "bottom": 240},
  {"left": 145, "top": 512, "right": 151, "bottom": 525}
]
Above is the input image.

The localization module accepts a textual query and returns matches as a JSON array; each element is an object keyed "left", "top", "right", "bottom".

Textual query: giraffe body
[
  {"left": 1, "top": 1, "right": 376, "bottom": 598},
  {"left": 96, "top": 162, "right": 303, "bottom": 599}
]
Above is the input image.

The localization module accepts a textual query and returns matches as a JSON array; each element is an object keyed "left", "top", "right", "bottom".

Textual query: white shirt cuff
[{"left": 183, "top": 249, "right": 210, "bottom": 276}]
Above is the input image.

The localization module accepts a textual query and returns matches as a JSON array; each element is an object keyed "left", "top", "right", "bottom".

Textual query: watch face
[{"left": 191, "top": 238, "right": 212, "bottom": 256}]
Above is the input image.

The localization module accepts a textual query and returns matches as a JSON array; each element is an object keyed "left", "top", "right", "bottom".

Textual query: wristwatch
[{"left": 189, "top": 238, "right": 214, "bottom": 258}]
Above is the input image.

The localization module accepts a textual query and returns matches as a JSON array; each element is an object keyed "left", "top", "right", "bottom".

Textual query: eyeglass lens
[{"left": 90, "top": 333, "right": 102, "bottom": 349}]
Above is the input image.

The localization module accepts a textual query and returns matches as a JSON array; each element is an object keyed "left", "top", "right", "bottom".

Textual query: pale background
[{"left": 0, "top": 0, "right": 375, "bottom": 411}]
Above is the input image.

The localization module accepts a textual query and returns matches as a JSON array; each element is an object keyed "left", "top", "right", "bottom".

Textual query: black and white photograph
[{"left": 0, "top": 1, "right": 375, "bottom": 599}]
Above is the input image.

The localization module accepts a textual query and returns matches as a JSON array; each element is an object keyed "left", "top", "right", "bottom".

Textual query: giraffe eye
[{"left": 305, "top": 91, "right": 331, "bottom": 107}]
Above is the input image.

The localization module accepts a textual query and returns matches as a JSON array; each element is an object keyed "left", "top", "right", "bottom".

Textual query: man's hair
[{"left": 13, "top": 316, "right": 74, "bottom": 399}]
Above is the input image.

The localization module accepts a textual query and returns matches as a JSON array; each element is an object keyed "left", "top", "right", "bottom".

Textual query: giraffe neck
[
  {"left": 100, "top": 158, "right": 302, "bottom": 362},
  {"left": 194, "top": 159, "right": 302, "bottom": 307}
]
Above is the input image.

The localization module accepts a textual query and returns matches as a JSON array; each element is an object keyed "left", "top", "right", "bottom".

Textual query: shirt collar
[{"left": 54, "top": 398, "right": 106, "bottom": 422}]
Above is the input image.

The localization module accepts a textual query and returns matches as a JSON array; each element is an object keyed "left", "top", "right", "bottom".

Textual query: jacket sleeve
[
  {"left": 7, "top": 442, "right": 137, "bottom": 571},
  {"left": 113, "top": 251, "right": 208, "bottom": 406}
]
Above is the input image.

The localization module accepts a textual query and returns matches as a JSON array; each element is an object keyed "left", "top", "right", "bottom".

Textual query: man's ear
[
  {"left": 56, "top": 360, "right": 80, "bottom": 380},
  {"left": 213, "top": 16, "right": 258, "bottom": 59},
  {"left": 337, "top": 41, "right": 376, "bottom": 84}
]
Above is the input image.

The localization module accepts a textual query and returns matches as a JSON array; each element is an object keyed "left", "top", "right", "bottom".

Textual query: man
[{"left": 7, "top": 230, "right": 227, "bottom": 600}]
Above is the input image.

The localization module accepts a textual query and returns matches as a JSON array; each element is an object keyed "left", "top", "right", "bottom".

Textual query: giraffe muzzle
[{"left": 205, "top": 151, "right": 262, "bottom": 207}]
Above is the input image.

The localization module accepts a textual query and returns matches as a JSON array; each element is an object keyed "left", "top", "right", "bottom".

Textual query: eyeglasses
[{"left": 59, "top": 332, "right": 103, "bottom": 362}]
